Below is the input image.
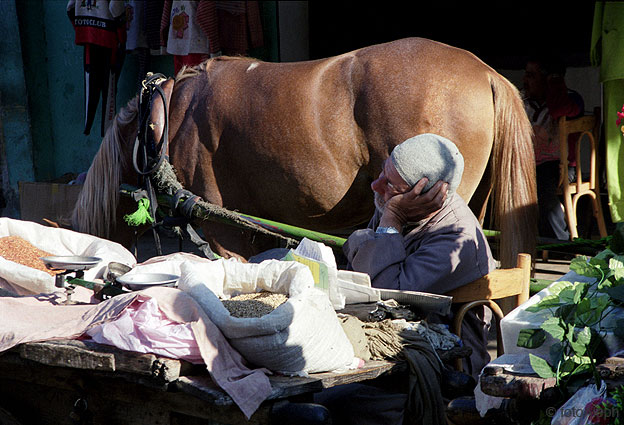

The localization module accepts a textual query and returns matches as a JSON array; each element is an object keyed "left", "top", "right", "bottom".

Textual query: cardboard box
[{"left": 18, "top": 182, "right": 83, "bottom": 226}]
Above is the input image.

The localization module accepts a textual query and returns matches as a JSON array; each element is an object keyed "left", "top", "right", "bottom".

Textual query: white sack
[
  {"left": 178, "top": 259, "right": 355, "bottom": 374},
  {"left": 0, "top": 218, "right": 136, "bottom": 295}
]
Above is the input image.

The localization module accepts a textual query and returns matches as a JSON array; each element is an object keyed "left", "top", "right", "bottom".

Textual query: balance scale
[{"left": 41, "top": 256, "right": 179, "bottom": 304}]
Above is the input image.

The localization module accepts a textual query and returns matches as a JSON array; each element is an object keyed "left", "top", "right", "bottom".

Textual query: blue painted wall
[
  {"left": 1, "top": 0, "right": 278, "bottom": 219},
  {"left": 0, "top": 0, "right": 36, "bottom": 218}
]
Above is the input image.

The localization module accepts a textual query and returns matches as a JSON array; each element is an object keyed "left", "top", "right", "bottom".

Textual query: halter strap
[{"left": 132, "top": 72, "right": 170, "bottom": 176}]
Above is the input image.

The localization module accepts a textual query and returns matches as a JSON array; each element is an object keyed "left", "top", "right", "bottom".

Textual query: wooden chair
[
  {"left": 445, "top": 253, "right": 532, "bottom": 371},
  {"left": 557, "top": 108, "right": 608, "bottom": 240}
]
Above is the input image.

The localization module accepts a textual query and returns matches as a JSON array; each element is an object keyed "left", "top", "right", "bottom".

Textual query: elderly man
[{"left": 344, "top": 133, "right": 496, "bottom": 376}]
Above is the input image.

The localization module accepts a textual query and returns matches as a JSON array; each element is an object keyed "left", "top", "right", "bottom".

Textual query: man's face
[
  {"left": 523, "top": 61, "right": 547, "bottom": 101},
  {"left": 371, "top": 158, "right": 411, "bottom": 212}
]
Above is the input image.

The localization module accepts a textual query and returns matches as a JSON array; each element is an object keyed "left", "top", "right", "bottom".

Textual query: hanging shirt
[
  {"left": 165, "top": 1, "right": 216, "bottom": 56},
  {"left": 125, "top": 0, "right": 148, "bottom": 51},
  {"left": 67, "top": 0, "right": 126, "bottom": 49},
  {"left": 67, "top": 0, "right": 126, "bottom": 136}
]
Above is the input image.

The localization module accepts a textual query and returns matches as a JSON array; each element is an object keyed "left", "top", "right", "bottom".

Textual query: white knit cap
[{"left": 390, "top": 133, "right": 464, "bottom": 194}]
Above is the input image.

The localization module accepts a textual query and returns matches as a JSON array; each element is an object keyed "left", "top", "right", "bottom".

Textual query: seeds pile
[
  {"left": 0, "top": 236, "right": 60, "bottom": 276},
  {"left": 222, "top": 291, "right": 289, "bottom": 318}
]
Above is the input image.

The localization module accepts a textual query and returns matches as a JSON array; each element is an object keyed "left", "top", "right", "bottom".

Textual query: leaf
[
  {"left": 558, "top": 358, "right": 577, "bottom": 378},
  {"left": 572, "top": 282, "right": 589, "bottom": 303},
  {"left": 577, "top": 296, "right": 607, "bottom": 326},
  {"left": 549, "top": 341, "right": 564, "bottom": 366},
  {"left": 609, "top": 224, "right": 624, "bottom": 255},
  {"left": 569, "top": 327, "right": 591, "bottom": 356},
  {"left": 529, "top": 354, "right": 555, "bottom": 378},
  {"left": 589, "top": 257, "right": 610, "bottom": 270},
  {"left": 526, "top": 295, "right": 563, "bottom": 312},
  {"left": 558, "top": 288, "right": 577, "bottom": 304},
  {"left": 609, "top": 256, "right": 624, "bottom": 270},
  {"left": 570, "top": 257, "right": 602, "bottom": 278},
  {"left": 606, "top": 285, "right": 624, "bottom": 303},
  {"left": 615, "top": 319, "right": 624, "bottom": 339},
  {"left": 548, "top": 281, "right": 574, "bottom": 297},
  {"left": 556, "top": 303, "right": 577, "bottom": 323},
  {"left": 612, "top": 254, "right": 624, "bottom": 267},
  {"left": 558, "top": 282, "right": 589, "bottom": 304},
  {"left": 517, "top": 328, "right": 546, "bottom": 349},
  {"left": 575, "top": 297, "right": 591, "bottom": 315},
  {"left": 570, "top": 354, "right": 592, "bottom": 366},
  {"left": 541, "top": 316, "right": 565, "bottom": 341},
  {"left": 576, "top": 327, "right": 592, "bottom": 346},
  {"left": 613, "top": 265, "right": 624, "bottom": 282},
  {"left": 594, "top": 249, "right": 615, "bottom": 262}
]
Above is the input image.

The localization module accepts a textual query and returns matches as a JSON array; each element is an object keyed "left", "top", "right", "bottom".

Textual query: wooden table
[{"left": 0, "top": 339, "right": 406, "bottom": 425}]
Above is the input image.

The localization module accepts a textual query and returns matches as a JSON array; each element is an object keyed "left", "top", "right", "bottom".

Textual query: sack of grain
[
  {"left": 178, "top": 258, "right": 355, "bottom": 374},
  {"left": 0, "top": 217, "right": 136, "bottom": 295}
]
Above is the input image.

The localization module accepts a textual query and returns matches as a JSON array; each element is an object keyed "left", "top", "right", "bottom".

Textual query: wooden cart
[{"left": 0, "top": 339, "right": 405, "bottom": 425}]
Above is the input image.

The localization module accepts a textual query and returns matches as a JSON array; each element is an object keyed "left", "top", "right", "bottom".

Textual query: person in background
[
  {"left": 343, "top": 133, "right": 497, "bottom": 377},
  {"left": 522, "top": 54, "right": 585, "bottom": 241}
]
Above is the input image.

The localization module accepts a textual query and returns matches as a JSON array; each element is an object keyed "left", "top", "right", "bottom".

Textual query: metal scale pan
[
  {"left": 41, "top": 256, "right": 102, "bottom": 271},
  {"left": 115, "top": 273, "right": 179, "bottom": 291}
]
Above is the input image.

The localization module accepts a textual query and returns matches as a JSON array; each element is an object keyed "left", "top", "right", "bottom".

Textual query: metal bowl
[
  {"left": 115, "top": 273, "right": 180, "bottom": 291},
  {"left": 40, "top": 256, "right": 102, "bottom": 271}
]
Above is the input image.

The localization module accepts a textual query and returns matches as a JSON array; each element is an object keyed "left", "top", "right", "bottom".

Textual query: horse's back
[{"left": 168, "top": 38, "right": 503, "bottom": 231}]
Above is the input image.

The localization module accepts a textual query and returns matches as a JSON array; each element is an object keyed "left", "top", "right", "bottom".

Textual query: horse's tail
[
  {"left": 71, "top": 96, "right": 139, "bottom": 238},
  {"left": 489, "top": 72, "right": 538, "bottom": 268}
]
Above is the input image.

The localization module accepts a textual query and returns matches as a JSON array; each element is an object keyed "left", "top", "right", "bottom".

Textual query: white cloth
[
  {"left": 0, "top": 218, "right": 136, "bottom": 297},
  {"left": 474, "top": 353, "right": 535, "bottom": 417},
  {"left": 67, "top": 0, "right": 125, "bottom": 20}
]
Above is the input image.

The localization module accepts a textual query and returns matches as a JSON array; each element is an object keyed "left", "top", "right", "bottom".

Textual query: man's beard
[{"left": 374, "top": 192, "right": 385, "bottom": 214}]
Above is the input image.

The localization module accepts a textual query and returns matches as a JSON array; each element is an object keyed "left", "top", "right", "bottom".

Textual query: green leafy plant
[
  {"left": 517, "top": 248, "right": 624, "bottom": 393},
  {"left": 611, "top": 385, "right": 624, "bottom": 424}
]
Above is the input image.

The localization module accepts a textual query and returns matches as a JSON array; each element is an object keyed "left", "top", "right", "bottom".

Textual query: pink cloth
[
  {"left": 87, "top": 297, "right": 204, "bottom": 363},
  {"left": 0, "top": 287, "right": 271, "bottom": 419}
]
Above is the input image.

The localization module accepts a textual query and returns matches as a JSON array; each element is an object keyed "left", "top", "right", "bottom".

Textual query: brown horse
[{"left": 71, "top": 38, "right": 537, "bottom": 268}]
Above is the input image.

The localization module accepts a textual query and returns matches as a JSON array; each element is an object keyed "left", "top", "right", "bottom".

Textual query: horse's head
[
  {"left": 71, "top": 95, "right": 142, "bottom": 248},
  {"left": 72, "top": 76, "right": 178, "bottom": 251}
]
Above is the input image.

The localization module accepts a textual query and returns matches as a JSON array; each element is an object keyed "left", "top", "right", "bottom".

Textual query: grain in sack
[{"left": 178, "top": 258, "right": 355, "bottom": 374}]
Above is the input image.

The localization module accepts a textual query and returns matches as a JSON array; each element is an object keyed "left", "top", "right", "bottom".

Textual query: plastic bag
[{"left": 552, "top": 381, "right": 607, "bottom": 425}]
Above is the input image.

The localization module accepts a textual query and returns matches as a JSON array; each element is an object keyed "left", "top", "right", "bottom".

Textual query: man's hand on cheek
[{"left": 379, "top": 179, "right": 449, "bottom": 231}]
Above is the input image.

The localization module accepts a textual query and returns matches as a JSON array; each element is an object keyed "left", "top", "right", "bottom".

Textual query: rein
[
  {"left": 126, "top": 74, "right": 232, "bottom": 259},
  {"left": 129, "top": 72, "right": 170, "bottom": 256}
]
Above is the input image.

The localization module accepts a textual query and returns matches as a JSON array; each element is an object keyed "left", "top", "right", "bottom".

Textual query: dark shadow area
[{"left": 309, "top": 2, "right": 595, "bottom": 70}]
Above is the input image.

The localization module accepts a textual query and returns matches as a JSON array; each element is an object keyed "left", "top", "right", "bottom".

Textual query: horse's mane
[
  {"left": 175, "top": 55, "right": 255, "bottom": 82},
  {"left": 71, "top": 96, "right": 139, "bottom": 238}
]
